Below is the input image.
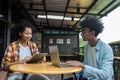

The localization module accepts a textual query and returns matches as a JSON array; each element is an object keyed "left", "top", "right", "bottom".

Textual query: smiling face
[
  {"left": 81, "top": 27, "right": 95, "bottom": 41},
  {"left": 19, "top": 27, "right": 32, "bottom": 41}
]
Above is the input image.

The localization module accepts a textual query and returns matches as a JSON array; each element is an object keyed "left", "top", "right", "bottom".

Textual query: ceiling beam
[
  {"left": 101, "top": 2, "right": 120, "bottom": 18},
  {"left": 12, "top": 0, "right": 36, "bottom": 25},
  {"left": 12, "top": 0, "right": 42, "bottom": 32},
  {"left": 27, "top": 8, "right": 102, "bottom": 16},
  {"left": 25, "top": 2, "right": 43, "bottom": 5},
  {"left": 60, "top": 0, "right": 70, "bottom": 27},
  {"left": 73, "top": 0, "right": 98, "bottom": 28},
  {"left": 97, "top": 0, "right": 117, "bottom": 16},
  {"left": 42, "top": 0, "right": 49, "bottom": 26},
  {"left": 38, "top": 25, "right": 80, "bottom": 31}
]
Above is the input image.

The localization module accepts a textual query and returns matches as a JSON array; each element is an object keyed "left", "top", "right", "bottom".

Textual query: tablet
[{"left": 26, "top": 53, "right": 48, "bottom": 64}]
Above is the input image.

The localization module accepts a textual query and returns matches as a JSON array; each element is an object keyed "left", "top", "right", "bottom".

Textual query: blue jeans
[{"left": 7, "top": 72, "right": 49, "bottom": 80}]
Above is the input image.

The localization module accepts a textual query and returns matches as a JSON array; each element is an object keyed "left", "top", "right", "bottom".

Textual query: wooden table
[{"left": 10, "top": 62, "right": 82, "bottom": 80}]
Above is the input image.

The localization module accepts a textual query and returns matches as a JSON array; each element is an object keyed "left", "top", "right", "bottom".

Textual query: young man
[{"left": 64, "top": 16, "right": 114, "bottom": 80}]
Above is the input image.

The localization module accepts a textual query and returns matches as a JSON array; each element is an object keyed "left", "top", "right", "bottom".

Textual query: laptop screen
[{"left": 49, "top": 45, "right": 61, "bottom": 67}]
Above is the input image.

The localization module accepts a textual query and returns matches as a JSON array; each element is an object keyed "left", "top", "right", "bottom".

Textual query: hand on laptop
[{"left": 64, "top": 60, "right": 85, "bottom": 68}]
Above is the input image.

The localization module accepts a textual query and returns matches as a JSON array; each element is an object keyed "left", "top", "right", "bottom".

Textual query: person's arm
[
  {"left": 3, "top": 61, "right": 24, "bottom": 71},
  {"left": 4, "top": 56, "right": 32, "bottom": 71},
  {"left": 2, "top": 45, "right": 25, "bottom": 71},
  {"left": 64, "top": 60, "right": 85, "bottom": 68},
  {"left": 2, "top": 45, "right": 14, "bottom": 71},
  {"left": 83, "top": 46, "right": 113, "bottom": 80}
]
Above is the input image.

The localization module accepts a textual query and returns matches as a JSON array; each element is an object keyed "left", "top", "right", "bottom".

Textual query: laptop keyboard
[{"left": 60, "top": 62, "right": 75, "bottom": 68}]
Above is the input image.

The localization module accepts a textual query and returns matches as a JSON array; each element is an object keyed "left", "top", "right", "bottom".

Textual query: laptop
[{"left": 49, "top": 45, "right": 65, "bottom": 68}]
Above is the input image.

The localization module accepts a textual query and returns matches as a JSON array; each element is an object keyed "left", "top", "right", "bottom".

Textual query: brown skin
[
  {"left": 19, "top": 27, "right": 32, "bottom": 47},
  {"left": 4, "top": 27, "right": 46, "bottom": 70},
  {"left": 64, "top": 27, "right": 98, "bottom": 68},
  {"left": 81, "top": 27, "right": 98, "bottom": 47}
]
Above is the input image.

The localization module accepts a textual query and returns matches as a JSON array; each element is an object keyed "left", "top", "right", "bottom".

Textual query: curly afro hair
[{"left": 80, "top": 16, "right": 104, "bottom": 37}]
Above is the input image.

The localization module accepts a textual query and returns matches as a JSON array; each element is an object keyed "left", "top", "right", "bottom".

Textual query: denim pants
[{"left": 7, "top": 72, "right": 50, "bottom": 80}]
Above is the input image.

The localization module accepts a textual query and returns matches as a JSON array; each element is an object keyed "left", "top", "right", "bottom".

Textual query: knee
[{"left": 26, "top": 74, "right": 50, "bottom": 80}]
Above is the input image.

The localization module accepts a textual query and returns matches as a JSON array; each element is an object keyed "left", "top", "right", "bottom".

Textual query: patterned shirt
[{"left": 2, "top": 40, "right": 39, "bottom": 67}]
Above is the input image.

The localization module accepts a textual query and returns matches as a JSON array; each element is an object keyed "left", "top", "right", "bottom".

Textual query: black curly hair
[
  {"left": 15, "top": 20, "right": 34, "bottom": 39},
  {"left": 80, "top": 16, "right": 104, "bottom": 37}
]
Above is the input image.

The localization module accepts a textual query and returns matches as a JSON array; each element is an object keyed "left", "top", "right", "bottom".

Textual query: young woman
[{"left": 2, "top": 20, "right": 49, "bottom": 80}]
